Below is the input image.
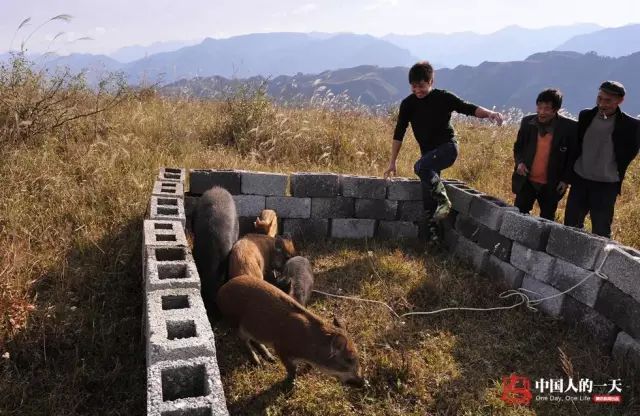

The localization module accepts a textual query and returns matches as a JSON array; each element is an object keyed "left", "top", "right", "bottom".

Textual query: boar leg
[
  {"left": 251, "top": 340, "right": 277, "bottom": 362},
  {"left": 238, "top": 326, "right": 263, "bottom": 365},
  {"left": 275, "top": 349, "right": 298, "bottom": 382}
]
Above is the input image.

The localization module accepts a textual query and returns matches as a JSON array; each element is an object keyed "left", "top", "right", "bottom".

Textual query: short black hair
[
  {"left": 409, "top": 61, "right": 434, "bottom": 84},
  {"left": 536, "top": 89, "right": 563, "bottom": 110}
]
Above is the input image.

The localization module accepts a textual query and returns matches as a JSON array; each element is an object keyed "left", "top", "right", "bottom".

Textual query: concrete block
[
  {"left": 549, "top": 259, "right": 603, "bottom": 308},
  {"left": 355, "top": 199, "right": 397, "bottom": 220},
  {"left": 499, "top": 210, "right": 551, "bottom": 251},
  {"left": 386, "top": 177, "right": 422, "bottom": 200},
  {"left": 340, "top": 175, "right": 386, "bottom": 199},
  {"left": 290, "top": 172, "right": 340, "bottom": 197},
  {"left": 189, "top": 169, "right": 242, "bottom": 195},
  {"left": 561, "top": 296, "right": 618, "bottom": 350},
  {"left": 152, "top": 180, "right": 185, "bottom": 199},
  {"left": 599, "top": 244, "right": 640, "bottom": 303},
  {"left": 443, "top": 227, "right": 459, "bottom": 251},
  {"left": 510, "top": 242, "right": 556, "bottom": 283},
  {"left": 455, "top": 214, "right": 482, "bottom": 242},
  {"left": 594, "top": 282, "right": 640, "bottom": 340},
  {"left": 145, "top": 246, "right": 201, "bottom": 292},
  {"left": 331, "top": 219, "right": 376, "bottom": 239},
  {"left": 146, "top": 288, "right": 215, "bottom": 364},
  {"left": 521, "top": 275, "right": 564, "bottom": 317},
  {"left": 444, "top": 183, "right": 484, "bottom": 216},
  {"left": 453, "top": 235, "right": 489, "bottom": 272},
  {"left": 468, "top": 194, "right": 516, "bottom": 230},
  {"left": 149, "top": 196, "right": 186, "bottom": 229},
  {"left": 311, "top": 197, "right": 355, "bottom": 218},
  {"left": 476, "top": 226, "right": 513, "bottom": 262},
  {"left": 282, "top": 218, "right": 329, "bottom": 240},
  {"left": 397, "top": 201, "right": 423, "bottom": 221},
  {"left": 612, "top": 332, "right": 640, "bottom": 371},
  {"left": 158, "top": 167, "right": 186, "bottom": 183},
  {"left": 266, "top": 196, "right": 311, "bottom": 218},
  {"left": 240, "top": 171, "right": 288, "bottom": 196},
  {"left": 147, "top": 356, "right": 229, "bottom": 416},
  {"left": 143, "top": 220, "right": 188, "bottom": 249},
  {"left": 377, "top": 221, "right": 419, "bottom": 239},
  {"left": 546, "top": 223, "right": 609, "bottom": 271},
  {"left": 233, "top": 195, "right": 266, "bottom": 217},
  {"left": 482, "top": 255, "right": 524, "bottom": 290}
]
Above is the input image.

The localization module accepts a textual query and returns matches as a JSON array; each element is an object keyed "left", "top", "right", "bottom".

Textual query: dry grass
[{"left": 1, "top": 77, "right": 639, "bottom": 415}]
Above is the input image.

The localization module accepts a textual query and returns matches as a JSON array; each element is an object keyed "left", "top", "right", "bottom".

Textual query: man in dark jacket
[
  {"left": 512, "top": 89, "right": 577, "bottom": 220},
  {"left": 564, "top": 81, "right": 640, "bottom": 238}
]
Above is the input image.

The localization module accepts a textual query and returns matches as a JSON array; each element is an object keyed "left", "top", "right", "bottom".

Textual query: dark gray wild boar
[
  {"left": 192, "top": 186, "right": 239, "bottom": 309},
  {"left": 280, "top": 256, "right": 314, "bottom": 306},
  {"left": 216, "top": 274, "right": 365, "bottom": 386}
]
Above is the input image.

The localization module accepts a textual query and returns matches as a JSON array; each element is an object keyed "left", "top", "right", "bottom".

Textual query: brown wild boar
[
  {"left": 228, "top": 233, "right": 295, "bottom": 281},
  {"left": 254, "top": 209, "right": 278, "bottom": 238},
  {"left": 191, "top": 187, "right": 239, "bottom": 309},
  {"left": 216, "top": 275, "right": 365, "bottom": 386},
  {"left": 279, "top": 256, "right": 314, "bottom": 306}
]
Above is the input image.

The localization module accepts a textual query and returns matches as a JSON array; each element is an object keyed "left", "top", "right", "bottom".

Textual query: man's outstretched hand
[{"left": 383, "top": 162, "right": 397, "bottom": 179}]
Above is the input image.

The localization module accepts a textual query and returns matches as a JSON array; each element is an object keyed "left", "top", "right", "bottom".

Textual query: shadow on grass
[{"left": 0, "top": 217, "right": 146, "bottom": 416}]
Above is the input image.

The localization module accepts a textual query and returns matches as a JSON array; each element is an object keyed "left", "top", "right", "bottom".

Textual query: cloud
[
  {"left": 292, "top": 3, "right": 318, "bottom": 15},
  {"left": 365, "top": 0, "right": 399, "bottom": 11}
]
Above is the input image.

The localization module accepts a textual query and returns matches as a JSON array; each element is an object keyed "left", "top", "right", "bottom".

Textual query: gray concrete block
[
  {"left": 455, "top": 214, "right": 482, "bottom": 242},
  {"left": 240, "top": 171, "right": 288, "bottom": 196},
  {"left": 147, "top": 356, "right": 229, "bottom": 416},
  {"left": 290, "top": 172, "right": 340, "bottom": 197},
  {"left": 145, "top": 246, "right": 201, "bottom": 292},
  {"left": 561, "top": 296, "right": 618, "bottom": 350},
  {"left": 443, "top": 227, "right": 459, "bottom": 251},
  {"left": 386, "top": 177, "right": 422, "bottom": 200},
  {"left": 158, "top": 167, "right": 186, "bottom": 183},
  {"left": 483, "top": 255, "right": 524, "bottom": 290},
  {"left": 476, "top": 226, "right": 513, "bottom": 262},
  {"left": 510, "top": 242, "right": 556, "bottom": 283},
  {"left": 397, "top": 201, "right": 423, "bottom": 221},
  {"left": 599, "top": 244, "right": 640, "bottom": 303},
  {"left": 331, "top": 219, "right": 376, "bottom": 239},
  {"left": 143, "top": 220, "right": 188, "bottom": 249},
  {"left": 340, "top": 175, "right": 386, "bottom": 199},
  {"left": 266, "top": 196, "right": 311, "bottom": 218},
  {"left": 377, "top": 221, "right": 419, "bottom": 239},
  {"left": 612, "top": 332, "right": 640, "bottom": 371},
  {"left": 521, "top": 275, "right": 564, "bottom": 317},
  {"left": 355, "top": 199, "right": 398, "bottom": 220},
  {"left": 189, "top": 169, "right": 242, "bottom": 195},
  {"left": 453, "top": 235, "right": 489, "bottom": 272},
  {"left": 233, "top": 195, "right": 266, "bottom": 217},
  {"left": 311, "top": 197, "right": 355, "bottom": 218},
  {"left": 546, "top": 223, "right": 609, "bottom": 271},
  {"left": 499, "top": 210, "right": 551, "bottom": 251},
  {"left": 469, "top": 194, "right": 516, "bottom": 230},
  {"left": 146, "top": 288, "right": 216, "bottom": 365},
  {"left": 152, "top": 180, "right": 185, "bottom": 199},
  {"left": 282, "top": 218, "right": 329, "bottom": 240},
  {"left": 594, "top": 282, "right": 640, "bottom": 340},
  {"left": 549, "top": 259, "right": 603, "bottom": 308},
  {"left": 149, "top": 196, "right": 186, "bottom": 229},
  {"left": 444, "top": 183, "right": 484, "bottom": 216}
]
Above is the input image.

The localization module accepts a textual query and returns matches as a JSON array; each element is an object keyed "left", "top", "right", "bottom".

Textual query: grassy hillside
[{"left": 1, "top": 70, "right": 638, "bottom": 415}]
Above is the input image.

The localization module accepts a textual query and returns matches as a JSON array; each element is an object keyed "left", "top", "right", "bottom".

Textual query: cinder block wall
[{"left": 143, "top": 167, "right": 640, "bottom": 415}]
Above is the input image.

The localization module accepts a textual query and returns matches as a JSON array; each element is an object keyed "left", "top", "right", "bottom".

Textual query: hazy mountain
[
  {"left": 384, "top": 23, "right": 602, "bottom": 67},
  {"left": 122, "top": 32, "right": 418, "bottom": 84},
  {"left": 109, "top": 40, "right": 201, "bottom": 63},
  {"left": 554, "top": 24, "right": 640, "bottom": 57},
  {"left": 39, "top": 53, "right": 124, "bottom": 85},
  {"left": 162, "top": 51, "right": 640, "bottom": 116}
]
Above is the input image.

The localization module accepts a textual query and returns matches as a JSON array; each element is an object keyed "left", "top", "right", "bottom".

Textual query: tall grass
[{"left": 0, "top": 57, "right": 638, "bottom": 415}]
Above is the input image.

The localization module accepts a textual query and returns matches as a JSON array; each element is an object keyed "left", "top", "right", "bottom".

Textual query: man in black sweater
[
  {"left": 384, "top": 61, "right": 503, "bottom": 242},
  {"left": 564, "top": 81, "right": 640, "bottom": 238}
]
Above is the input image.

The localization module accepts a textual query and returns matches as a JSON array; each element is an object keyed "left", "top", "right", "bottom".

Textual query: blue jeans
[{"left": 413, "top": 141, "right": 459, "bottom": 211}]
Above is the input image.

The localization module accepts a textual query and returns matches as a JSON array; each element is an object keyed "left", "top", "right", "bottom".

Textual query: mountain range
[{"left": 161, "top": 51, "right": 640, "bottom": 117}]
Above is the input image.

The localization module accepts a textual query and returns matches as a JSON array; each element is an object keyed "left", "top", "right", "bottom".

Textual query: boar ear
[
  {"left": 275, "top": 236, "right": 284, "bottom": 252},
  {"left": 330, "top": 334, "right": 347, "bottom": 357},
  {"left": 333, "top": 316, "right": 346, "bottom": 329}
]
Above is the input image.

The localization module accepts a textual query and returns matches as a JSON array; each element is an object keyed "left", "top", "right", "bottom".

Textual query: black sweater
[{"left": 393, "top": 89, "right": 478, "bottom": 154}]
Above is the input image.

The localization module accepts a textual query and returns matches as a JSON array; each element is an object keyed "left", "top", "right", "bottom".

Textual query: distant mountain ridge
[
  {"left": 554, "top": 24, "right": 640, "bottom": 57},
  {"left": 161, "top": 51, "right": 640, "bottom": 116}
]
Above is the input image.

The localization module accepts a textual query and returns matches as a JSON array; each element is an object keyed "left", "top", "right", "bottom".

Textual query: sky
[{"left": 1, "top": 0, "right": 639, "bottom": 55}]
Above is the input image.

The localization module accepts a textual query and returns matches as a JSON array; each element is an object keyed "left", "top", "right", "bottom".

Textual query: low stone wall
[{"left": 142, "top": 167, "right": 640, "bottom": 415}]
